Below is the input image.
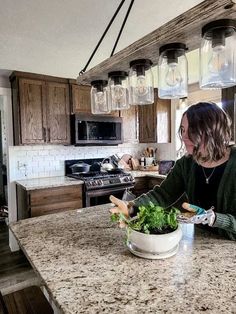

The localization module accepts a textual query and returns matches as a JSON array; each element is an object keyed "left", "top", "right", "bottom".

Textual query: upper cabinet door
[
  {"left": 222, "top": 87, "right": 236, "bottom": 144},
  {"left": 46, "top": 82, "right": 70, "bottom": 144},
  {"left": 156, "top": 97, "right": 171, "bottom": 143},
  {"left": 120, "top": 106, "right": 138, "bottom": 143},
  {"left": 19, "top": 78, "right": 46, "bottom": 144},
  {"left": 71, "top": 84, "right": 91, "bottom": 114},
  {"left": 138, "top": 89, "right": 171, "bottom": 143},
  {"left": 138, "top": 101, "right": 157, "bottom": 143}
]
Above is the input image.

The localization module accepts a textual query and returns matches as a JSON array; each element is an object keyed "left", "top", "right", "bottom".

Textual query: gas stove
[
  {"left": 68, "top": 171, "right": 134, "bottom": 190},
  {"left": 65, "top": 158, "right": 135, "bottom": 207}
]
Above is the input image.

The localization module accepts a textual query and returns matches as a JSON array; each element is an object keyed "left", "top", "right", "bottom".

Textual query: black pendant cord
[
  {"left": 79, "top": 0, "right": 134, "bottom": 76},
  {"left": 110, "top": 0, "right": 135, "bottom": 57}
]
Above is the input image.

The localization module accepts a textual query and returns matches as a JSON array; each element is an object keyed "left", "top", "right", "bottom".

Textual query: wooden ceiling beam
[{"left": 77, "top": 0, "right": 236, "bottom": 84}]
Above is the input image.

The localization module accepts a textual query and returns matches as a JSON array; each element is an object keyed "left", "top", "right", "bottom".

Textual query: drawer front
[
  {"left": 148, "top": 177, "right": 164, "bottom": 189},
  {"left": 30, "top": 185, "right": 82, "bottom": 217},
  {"left": 133, "top": 177, "right": 149, "bottom": 197}
]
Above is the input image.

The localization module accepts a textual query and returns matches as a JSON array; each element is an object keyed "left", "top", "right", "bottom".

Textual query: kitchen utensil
[
  {"left": 101, "top": 158, "right": 114, "bottom": 171},
  {"left": 70, "top": 162, "right": 90, "bottom": 173},
  {"left": 131, "top": 158, "right": 140, "bottom": 170},
  {"left": 120, "top": 154, "right": 132, "bottom": 163},
  {"left": 90, "top": 162, "right": 101, "bottom": 172},
  {"left": 110, "top": 154, "right": 120, "bottom": 167},
  {"left": 118, "top": 159, "right": 131, "bottom": 170},
  {"left": 145, "top": 157, "right": 154, "bottom": 166}
]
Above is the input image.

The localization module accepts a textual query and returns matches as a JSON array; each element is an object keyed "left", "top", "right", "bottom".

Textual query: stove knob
[{"left": 99, "top": 180, "right": 103, "bottom": 185}]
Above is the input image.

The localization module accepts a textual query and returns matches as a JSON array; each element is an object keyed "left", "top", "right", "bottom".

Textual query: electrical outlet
[{"left": 17, "top": 161, "right": 27, "bottom": 170}]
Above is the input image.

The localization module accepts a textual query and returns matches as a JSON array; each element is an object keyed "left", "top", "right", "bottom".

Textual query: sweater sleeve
[
  {"left": 133, "top": 157, "right": 186, "bottom": 209},
  {"left": 213, "top": 213, "right": 236, "bottom": 240}
]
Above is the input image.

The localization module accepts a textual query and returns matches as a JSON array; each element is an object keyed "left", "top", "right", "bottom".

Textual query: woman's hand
[
  {"left": 178, "top": 202, "right": 215, "bottom": 226},
  {"left": 109, "top": 195, "right": 129, "bottom": 228}
]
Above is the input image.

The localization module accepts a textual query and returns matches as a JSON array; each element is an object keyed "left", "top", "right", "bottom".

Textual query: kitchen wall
[{"left": 9, "top": 142, "right": 175, "bottom": 181}]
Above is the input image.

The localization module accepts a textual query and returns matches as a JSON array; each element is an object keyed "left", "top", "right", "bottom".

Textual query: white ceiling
[{"left": 0, "top": 0, "right": 203, "bottom": 80}]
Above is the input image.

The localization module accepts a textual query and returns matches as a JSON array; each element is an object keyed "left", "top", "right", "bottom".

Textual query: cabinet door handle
[
  {"left": 48, "top": 128, "right": 50, "bottom": 142},
  {"left": 43, "top": 127, "right": 46, "bottom": 141}
]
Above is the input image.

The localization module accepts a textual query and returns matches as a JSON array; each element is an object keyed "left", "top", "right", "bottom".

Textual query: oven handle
[{"left": 85, "top": 184, "right": 134, "bottom": 197}]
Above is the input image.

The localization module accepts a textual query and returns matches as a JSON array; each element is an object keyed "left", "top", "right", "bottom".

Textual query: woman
[{"left": 110, "top": 102, "right": 236, "bottom": 240}]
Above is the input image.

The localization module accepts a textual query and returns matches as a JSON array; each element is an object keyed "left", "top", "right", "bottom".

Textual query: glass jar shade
[
  {"left": 91, "top": 80, "right": 110, "bottom": 114},
  {"left": 108, "top": 71, "right": 129, "bottom": 110},
  {"left": 129, "top": 59, "right": 154, "bottom": 105},
  {"left": 200, "top": 19, "right": 236, "bottom": 89},
  {"left": 158, "top": 43, "right": 188, "bottom": 99}
]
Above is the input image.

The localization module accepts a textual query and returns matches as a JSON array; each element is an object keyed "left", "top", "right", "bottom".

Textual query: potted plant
[{"left": 111, "top": 202, "right": 182, "bottom": 259}]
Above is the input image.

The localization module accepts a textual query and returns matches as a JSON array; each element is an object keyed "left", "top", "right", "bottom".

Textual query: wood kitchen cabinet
[
  {"left": 120, "top": 105, "right": 138, "bottom": 143},
  {"left": 148, "top": 177, "right": 165, "bottom": 189},
  {"left": 16, "top": 184, "right": 83, "bottom": 219},
  {"left": 222, "top": 86, "right": 236, "bottom": 143},
  {"left": 70, "top": 80, "right": 119, "bottom": 116},
  {"left": 70, "top": 83, "right": 91, "bottom": 114},
  {"left": 138, "top": 89, "right": 171, "bottom": 143},
  {"left": 133, "top": 176, "right": 165, "bottom": 197},
  {"left": 10, "top": 71, "right": 71, "bottom": 145}
]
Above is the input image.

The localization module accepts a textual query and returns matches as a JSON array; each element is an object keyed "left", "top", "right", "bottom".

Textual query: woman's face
[{"left": 180, "top": 114, "right": 195, "bottom": 154}]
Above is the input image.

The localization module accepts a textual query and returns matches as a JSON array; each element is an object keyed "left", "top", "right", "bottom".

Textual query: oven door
[{"left": 84, "top": 184, "right": 134, "bottom": 207}]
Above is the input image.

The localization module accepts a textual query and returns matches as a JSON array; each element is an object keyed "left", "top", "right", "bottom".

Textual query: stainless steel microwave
[{"left": 71, "top": 114, "right": 123, "bottom": 145}]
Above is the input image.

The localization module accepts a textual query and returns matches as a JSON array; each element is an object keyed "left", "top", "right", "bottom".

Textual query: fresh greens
[{"left": 111, "top": 202, "right": 180, "bottom": 234}]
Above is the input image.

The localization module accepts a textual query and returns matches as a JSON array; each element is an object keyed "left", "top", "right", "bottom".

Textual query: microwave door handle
[{"left": 86, "top": 121, "right": 89, "bottom": 139}]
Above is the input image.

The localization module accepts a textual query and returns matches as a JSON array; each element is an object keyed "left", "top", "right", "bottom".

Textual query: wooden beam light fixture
[{"left": 77, "top": 0, "right": 236, "bottom": 91}]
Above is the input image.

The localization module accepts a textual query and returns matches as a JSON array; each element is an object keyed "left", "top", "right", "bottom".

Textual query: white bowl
[{"left": 127, "top": 225, "right": 182, "bottom": 259}]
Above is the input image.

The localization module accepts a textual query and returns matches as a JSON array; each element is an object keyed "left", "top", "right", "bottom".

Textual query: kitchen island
[{"left": 10, "top": 204, "right": 236, "bottom": 314}]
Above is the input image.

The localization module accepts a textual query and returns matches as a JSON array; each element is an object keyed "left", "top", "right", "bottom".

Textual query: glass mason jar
[
  {"left": 158, "top": 43, "right": 188, "bottom": 99},
  {"left": 91, "top": 80, "right": 110, "bottom": 114},
  {"left": 129, "top": 59, "right": 154, "bottom": 105},
  {"left": 200, "top": 19, "right": 236, "bottom": 89},
  {"left": 108, "top": 71, "right": 129, "bottom": 110}
]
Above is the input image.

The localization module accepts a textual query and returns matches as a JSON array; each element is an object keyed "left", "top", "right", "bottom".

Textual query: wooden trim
[
  {"left": 10, "top": 71, "right": 69, "bottom": 84},
  {"left": 222, "top": 87, "right": 236, "bottom": 143},
  {"left": 69, "top": 79, "right": 90, "bottom": 86},
  {"left": 77, "top": 0, "right": 236, "bottom": 84}
]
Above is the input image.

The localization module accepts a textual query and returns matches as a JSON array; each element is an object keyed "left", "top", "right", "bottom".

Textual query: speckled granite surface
[
  {"left": 10, "top": 205, "right": 236, "bottom": 314},
  {"left": 15, "top": 176, "right": 84, "bottom": 190},
  {"left": 130, "top": 170, "right": 166, "bottom": 179},
  {"left": 15, "top": 172, "right": 164, "bottom": 191}
]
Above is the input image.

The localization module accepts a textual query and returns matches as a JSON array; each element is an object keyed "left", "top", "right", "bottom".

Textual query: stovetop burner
[
  {"left": 69, "top": 168, "right": 124, "bottom": 179},
  {"left": 68, "top": 170, "right": 134, "bottom": 190},
  {"left": 65, "top": 158, "right": 134, "bottom": 190}
]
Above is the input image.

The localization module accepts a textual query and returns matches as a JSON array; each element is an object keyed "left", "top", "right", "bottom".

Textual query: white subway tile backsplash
[{"left": 9, "top": 143, "right": 174, "bottom": 180}]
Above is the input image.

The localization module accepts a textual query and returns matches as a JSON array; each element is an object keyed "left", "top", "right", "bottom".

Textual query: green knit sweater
[{"left": 133, "top": 147, "right": 236, "bottom": 241}]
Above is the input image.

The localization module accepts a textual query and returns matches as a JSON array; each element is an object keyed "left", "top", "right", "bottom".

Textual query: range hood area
[{"left": 77, "top": 0, "right": 236, "bottom": 85}]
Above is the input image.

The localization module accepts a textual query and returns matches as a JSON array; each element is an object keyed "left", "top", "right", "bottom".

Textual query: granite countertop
[
  {"left": 15, "top": 172, "right": 165, "bottom": 191},
  {"left": 10, "top": 205, "right": 236, "bottom": 314},
  {"left": 130, "top": 170, "right": 166, "bottom": 179},
  {"left": 15, "top": 176, "right": 84, "bottom": 190}
]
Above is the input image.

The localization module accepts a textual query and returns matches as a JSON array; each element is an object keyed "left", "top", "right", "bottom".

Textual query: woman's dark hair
[{"left": 179, "top": 102, "right": 232, "bottom": 163}]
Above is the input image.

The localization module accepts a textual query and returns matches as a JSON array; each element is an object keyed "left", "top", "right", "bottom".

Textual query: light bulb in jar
[
  {"left": 135, "top": 75, "right": 148, "bottom": 96},
  {"left": 95, "top": 91, "right": 107, "bottom": 111},
  {"left": 112, "top": 85, "right": 125, "bottom": 104},
  {"left": 165, "top": 62, "right": 183, "bottom": 87},
  {"left": 208, "top": 44, "right": 229, "bottom": 74}
]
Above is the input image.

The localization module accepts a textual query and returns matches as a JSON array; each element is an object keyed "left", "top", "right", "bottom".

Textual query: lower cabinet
[
  {"left": 17, "top": 185, "right": 83, "bottom": 219},
  {"left": 148, "top": 177, "right": 165, "bottom": 189},
  {"left": 133, "top": 176, "right": 165, "bottom": 197}
]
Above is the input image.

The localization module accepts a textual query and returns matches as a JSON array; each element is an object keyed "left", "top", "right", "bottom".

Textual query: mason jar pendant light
[
  {"left": 200, "top": 19, "right": 236, "bottom": 89},
  {"left": 108, "top": 71, "right": 129, "bottom": 110},
  {"left": 158, "top": 43, "right": 188, "bottom": 99},
  {"left": 91, "top": 80, "right": 111, "bottom": 114},
  {"left": 129, "top": 59, "right": 154, "bottom": 105}
]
